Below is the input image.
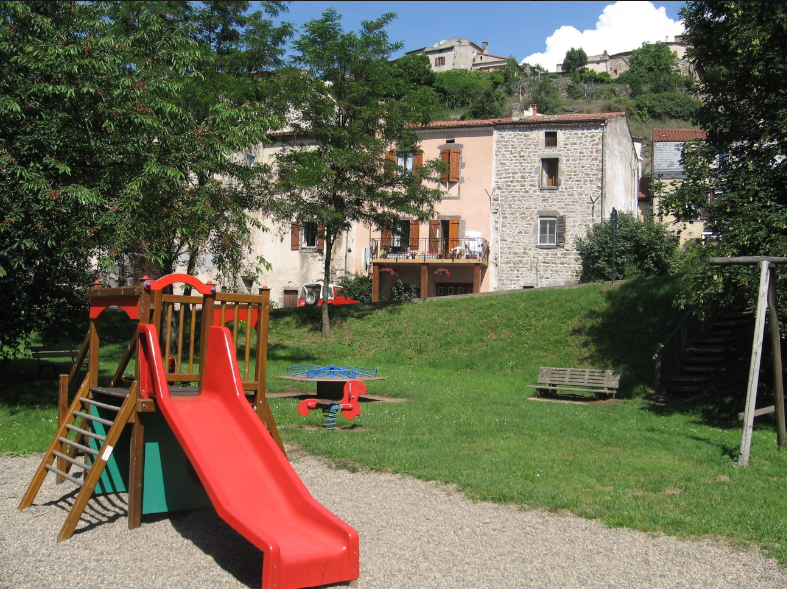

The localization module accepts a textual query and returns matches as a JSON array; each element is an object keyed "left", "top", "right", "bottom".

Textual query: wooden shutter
[
  {"left": 317, "top": 224, "right": 325, "bottom": 251},
  {"left": 429, "top": 220, "right": 440, "bottom": 253},
  {"left": 545, "top": 132, "right": 557, "bottom": 147},
  {"left": 449, "top": 149, "right": 460, "bottom": 183},
  {"left": 544, "top": 159, "right": 558, "bottom": 187},
  {"left": 440, "top": 149, "right": 450, "bottom": 182},
  {"left": 291, "top": 223, "right": 300, "bottom": 250},
  {"left": 413, "top": 151, "right": 424, "bottom": 178},
  {"left": 448, "top": 219, "right": 460, "bottom": 251},
  {"left": 556, "top": 216, "right": 566, "bottom": 247},
  {"left": 385, "top": 150, "right": 396, "bottom": 183},
  {"left": 409, "top": 220, "right": 420, "bottom": 251}
]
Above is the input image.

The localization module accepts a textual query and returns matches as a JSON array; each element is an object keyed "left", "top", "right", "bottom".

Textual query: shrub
[
  {"left": 340, "top": 272, "right": 372, "bottom": 303},
  {"left": 576, "top": 212, "right": 680, "bottom": 282},
  {"left": 631, "top": 92, "right": 701, "bottom": 122},
  {"left": 390, "top": 278, "right": 418, "bottom": 302}
]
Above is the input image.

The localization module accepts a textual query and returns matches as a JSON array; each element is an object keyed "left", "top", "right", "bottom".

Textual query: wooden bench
[
  {"left": 31, "top": 345, "right": 78, "bottom": 380},
  {"left": 526, "top": 367, "right": 621, "bottom": 399}
]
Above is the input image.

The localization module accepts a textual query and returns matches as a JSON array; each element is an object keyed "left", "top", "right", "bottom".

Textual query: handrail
[{"left": 653, "top": 307, "right": 694, "bottom": 391}]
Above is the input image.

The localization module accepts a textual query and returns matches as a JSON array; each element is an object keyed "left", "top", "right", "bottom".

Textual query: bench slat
[{"left": 532, "top": 367, "right": 620, "bottom": 398}]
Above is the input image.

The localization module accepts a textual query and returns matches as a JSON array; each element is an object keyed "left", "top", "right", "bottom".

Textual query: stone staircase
[{"left": 665, "top": 312, "right": 753, "bottom": 394}]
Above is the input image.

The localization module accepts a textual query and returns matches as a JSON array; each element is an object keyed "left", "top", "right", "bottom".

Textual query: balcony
[{"left": 369, "top": 237, "right": 489, "bottom": 265}]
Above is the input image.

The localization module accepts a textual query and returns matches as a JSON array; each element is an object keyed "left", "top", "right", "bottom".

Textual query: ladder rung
[
  {"left": 58, "top": 437, "right": 98, "bottom": 456},
  {"left": 81, "top": 398, "right": 121, "bottom": 412},
  {"left": 73, "top": 410, "right": 114, "bottom": 427},
  {"left": 66, "top": 424, "right": 105, "bottom": 442},
  {"left": 45, "top": 464, "right": 83, "bottom": 486},
  {"left": 52, "top": 450, "right": 89, "bottom": 470}
]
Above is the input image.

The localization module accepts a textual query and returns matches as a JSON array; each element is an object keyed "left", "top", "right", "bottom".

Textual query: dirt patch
[
  {"left": 528, "top": 396, "right": 622, "bottom": 406},
  {"left": 709, "top": 475, "right": 731, "bottom": 483}
]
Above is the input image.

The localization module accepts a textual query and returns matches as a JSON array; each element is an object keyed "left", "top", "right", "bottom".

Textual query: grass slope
[{"left": 3, "top": 277, "right": 786, "bottom": 563}]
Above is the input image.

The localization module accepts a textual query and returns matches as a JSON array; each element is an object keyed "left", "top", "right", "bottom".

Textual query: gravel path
[{"left": 2, "top": 449, "right": 786, "bottom": 589}]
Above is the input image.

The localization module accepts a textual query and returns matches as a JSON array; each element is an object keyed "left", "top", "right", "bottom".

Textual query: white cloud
[{"left": 522, "top": 1, "right": 684, "bottom": 71}]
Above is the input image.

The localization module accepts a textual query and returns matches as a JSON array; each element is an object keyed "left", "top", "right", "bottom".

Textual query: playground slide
[{"left": 138, "top": 324, "right": 359, "bottom": 589}]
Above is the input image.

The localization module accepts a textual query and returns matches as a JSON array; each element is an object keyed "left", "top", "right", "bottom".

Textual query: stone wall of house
[{"left": 494, "top": 123, "right": 605, "bottom": 289}]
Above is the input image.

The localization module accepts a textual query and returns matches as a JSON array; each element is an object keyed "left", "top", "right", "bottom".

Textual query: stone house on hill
[
  {"left": 644, "top": 128, "right": 709, "bottom": 244},
  {"left": 493, "top": 112, "right": 640, "bottom": 289},
  {"left": 405, "top": 38, "right": 511, "bottom": 73}
]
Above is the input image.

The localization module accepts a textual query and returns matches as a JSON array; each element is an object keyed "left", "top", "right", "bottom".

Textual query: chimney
[
  {"left": 531, "top": 104, "right": 538, "bottom": 116},
  {"left": 603, "top": 50, "right": 608, "bottom": 57},
  {"left": 482, "top": 41, "right": 488, "bottom": 53}
]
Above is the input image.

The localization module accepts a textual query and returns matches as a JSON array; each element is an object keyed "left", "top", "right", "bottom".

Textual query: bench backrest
[{"left": 537, "top": 367, "right": 620, "bottom": 389}]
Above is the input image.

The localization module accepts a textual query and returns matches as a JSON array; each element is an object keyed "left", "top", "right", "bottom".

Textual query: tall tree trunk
[{"left": 322, "top": 230, "right": 334, "bottom": 336}]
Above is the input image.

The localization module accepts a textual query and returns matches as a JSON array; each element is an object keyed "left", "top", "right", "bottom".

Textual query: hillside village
[{"left": 199, "top": 35, "right": 701, "bottom": 307}]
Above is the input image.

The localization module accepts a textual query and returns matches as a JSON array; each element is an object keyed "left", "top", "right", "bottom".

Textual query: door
[{"left": 283, "top": 289, "right": 298, "bottom": 308}]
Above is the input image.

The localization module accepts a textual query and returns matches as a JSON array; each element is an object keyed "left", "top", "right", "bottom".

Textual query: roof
[
  {"left": 412, "top": 112, "right": 627, "bottom": 130},
  {"left": 652, "top": 129, "right": 707, "bottom": 142},
  {"left": 406, "top": 37, "right": 483, "bottom": 55}
]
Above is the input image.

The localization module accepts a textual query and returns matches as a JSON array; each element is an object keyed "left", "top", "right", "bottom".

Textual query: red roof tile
[
  {"left": 413, "top": 112, "right": 627, "bottom": 130},
  {"left": 652, "top": 128, "right": 707, "bottom": 142}
]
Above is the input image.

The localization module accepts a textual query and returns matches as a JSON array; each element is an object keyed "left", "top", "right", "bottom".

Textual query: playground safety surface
[{"left": 2, "top": 449, "right": 786, "bottom": 589}]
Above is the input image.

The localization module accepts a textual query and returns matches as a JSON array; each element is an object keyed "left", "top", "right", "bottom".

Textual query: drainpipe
[
  {"left": 600, "top": 120, "right": 607, "bottom": 222},
  {"left": 343, "top": 229, "right": 349, "bottom": 275}
]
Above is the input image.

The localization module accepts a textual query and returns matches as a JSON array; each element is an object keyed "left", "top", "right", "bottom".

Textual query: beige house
[
  {"left": 642, "top": 128, "right": 709, "bottom": 244},
  {"left": 405, "top": 38, "right": 511, "bottom": 73}
]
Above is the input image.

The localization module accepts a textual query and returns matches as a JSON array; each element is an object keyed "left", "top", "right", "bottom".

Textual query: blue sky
[{"left": 268, "top": 1, "right": 686, "bottom": 70}]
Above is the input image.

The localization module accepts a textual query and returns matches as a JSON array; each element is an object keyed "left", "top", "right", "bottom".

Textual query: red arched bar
[{"left": 144, "top": 273, "right": 216, "bottom": 295}]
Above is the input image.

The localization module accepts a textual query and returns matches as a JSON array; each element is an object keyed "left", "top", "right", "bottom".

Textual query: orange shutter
[
  {"left": 440, "top": 149, "right": 450, "bottom": 182},
  {"left": 385, "top": 150, "right": 396, "bottom": 183},
  {"left": 413, "top": 151, "right": 424, "bottom": 178},
  {"left": 449, "top": 149, "right": 460, "bottom": 183},
  {"left": 429, "top": 220, "right": 440, "bottom": 253},
  {"left": 317, "top": 224, "right": 325, "bottom": 251},
  {"left": 409, "top": 220, "right": 420, "bottom": 251},
  {"left": 291, "top": 223, "right": 299, "bottom": 250},
  {"left": 381, "top": 227, "right": 392, "bottom": 250},
  {"left": 448, "top": 219, "right": 460, "bottom": 251}
]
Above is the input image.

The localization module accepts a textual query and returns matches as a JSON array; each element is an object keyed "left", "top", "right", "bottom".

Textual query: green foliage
[
  {"left": 631, "top": 92, "right": 702, "bottom": 122},
  {"left": 389, "top": 278, "right": 418, "bottom": 302},
  {"left": 619, "top": 41, "right": 682, "bottom": 96},
  {"left": 663, "top": 1, "right": 787, "bottom": 316},
  {"left": 433, "top": 69, "right": 492, "bottom": 109},
  {"left": 517, "top": 75, "right": 563, "bottom": 114},
  {"left": 562, "top": 47, "right": 588, "bottom": 73},
  {"left": 576, "top": 212, "right": 680, "bottom": 282},
  {"left": 394, "top": 53, "right": 436, "bottom": 88},
  {"left": 461, "top": 86, "right": 507, "bottom": 120},
  {"left": 268, "top": 10, "right": 443, "bottom": 334},
  {"left": 340, "top": 272, "right": 373, "bottom": 304}
]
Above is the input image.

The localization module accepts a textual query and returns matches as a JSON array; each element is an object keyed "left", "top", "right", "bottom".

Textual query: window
[
  {"left": 435, "top": 56, "right": 446, "bottom": 66},
  {"left": 245, "top": 155, "right": 255, "bottom": 168},
  {"left": 382, "top": 219, "right": 411, "bottom": 254},
  {"left": 539, "top": 218, "right": 557, "bottom": 246},
  {"left": 541, "top": 158, "right": 558, "bottom": 187},
  {"left": 545, "top": 132, "right": 557, "bottom": 147},
  {"left": 303, "top": 222, "right": 318, "bottom": 248},
  {"left": 440, "top": 148, "right": 460, "bottom": 183},
  {"left": 397, "top": 152, "right": 415, "bottom": 174}
]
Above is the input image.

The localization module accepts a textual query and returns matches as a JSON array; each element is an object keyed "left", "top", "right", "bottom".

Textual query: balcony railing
[{"left": 370, "top": 237, "right": 489, "bottom": 263}]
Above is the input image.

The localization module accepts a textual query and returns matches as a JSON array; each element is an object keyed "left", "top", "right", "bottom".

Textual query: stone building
[
  {"left": 493, "top": 112, "right": 640, "bottom": 289},
  {"left": 644, "top": 128, "right": 709, "bottom": 244},
  {"left": 557, "top": 37, "right": 694, "bottom": 78},
  {"left": 405, "top": 38, "right": 511, "bottom": 73}
]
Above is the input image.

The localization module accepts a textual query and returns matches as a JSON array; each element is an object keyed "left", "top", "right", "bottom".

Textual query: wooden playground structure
[{"left": 19, "top": 273, "right": 285, "bottom": 541}]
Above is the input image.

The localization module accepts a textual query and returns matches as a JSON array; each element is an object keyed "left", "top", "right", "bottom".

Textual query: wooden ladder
[{"left": 18, "top": 375, "right": 137, "bottom": 542}]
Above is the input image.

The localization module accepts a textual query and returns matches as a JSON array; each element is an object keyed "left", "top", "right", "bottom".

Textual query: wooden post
[
  {"left": 56, "top": 374, "right": 68, "bottom": 484},
  {"left": 768, "top": 266, "right": 786, "bottom": 447},
  {"left": 473, "top": 263, "right": 481, "bottom": 294},
  {"left": 88, "top": 315, "right": 101, "bottom": 389},
  {"left": 199, "top": 290, "right": 215, "bottom": 391},
  {"left": 739, "top": 261, "right": 770, "bottom": 467},
  {"left": 255, "top": 289, "right": 270, "bottom": 420},
  {"left": 372, "top": 264, "right": 380, "bottom": 303},
  {"left": 420, "top": 264, "right": 428, "bottom": 299},
  {"left": 128, "top": 387, "right": 144, "bottom": 530}
]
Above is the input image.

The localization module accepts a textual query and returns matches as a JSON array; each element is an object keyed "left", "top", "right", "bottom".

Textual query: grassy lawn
[{"left": 3, "top": 276, "right": 786, "bottom": 563}]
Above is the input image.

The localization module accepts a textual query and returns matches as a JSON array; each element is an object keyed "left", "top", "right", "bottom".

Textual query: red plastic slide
[{"left": 138, "top": 324, "right": 359, "bottom": 589}]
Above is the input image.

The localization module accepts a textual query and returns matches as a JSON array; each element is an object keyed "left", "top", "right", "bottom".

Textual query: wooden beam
[
  {"left": 768, "top": 266, "right": 786, "bottom": 446},
  {"left": 709, "top": 256, "right": 787, "bottom": 265},
  {"left": 128, "top": 388, "right": 144, "bottom": 530},
  {"left": 473, "top": 263, "right": 481, "bottom": 294},
  {"left": 739, "top": 261, "right": 770, "bottom": 467},
  {"left": 420, "top": 264, "right": 428, "bottom": 299},
  {"left": 57, "top": 375, "right": 68, "bottom": 484},
  {"left": 372, "top": 264, "right": 380, "bottom": 303},
  {"left": 738, "top": 405, "right": 775, "bottom": 421}
]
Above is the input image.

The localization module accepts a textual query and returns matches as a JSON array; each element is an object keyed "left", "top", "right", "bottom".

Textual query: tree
[
  {"left": 660, "top": 1, "right": 787, "bottom": 313},
  {"left": 268, "top": 10, "right": 444, "bottom": 335},
  {"left": 0, "top": 1, "right": 286, "bottom": 356},
  {"left": 517, "top": 74, "right": 563, "bottom": 114},
  {"left": 562, "top": 47, "right": 587, "bottom": 74},
  {"left": 619, "top": 41, "right": 682, "bottom": 96}
]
